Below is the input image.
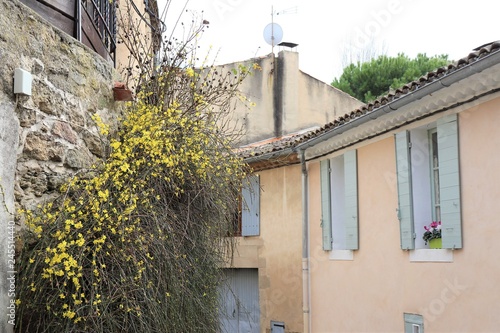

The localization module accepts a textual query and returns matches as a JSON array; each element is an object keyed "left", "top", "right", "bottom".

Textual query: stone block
[
  {"left": 23, "top": 132, "right": 65, "bottom": 162},
  {"left": 17, "top": 106, "right": 37, "bottom": 127},
  {"left": 82, "top": 130, "right": 105, "bottom": 157},
  {"left": 64, "top": 148, "right": 92, "bottom": 169},
  {"left": 52, "top": 121, "right": 78, "bottom": 144},
  {"left": 19, "top": 171, "right": 47, "bottom": 197}
]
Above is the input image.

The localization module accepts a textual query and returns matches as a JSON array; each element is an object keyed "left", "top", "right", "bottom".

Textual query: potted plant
[{"left": 423, "top": 221, "right": 442, "bottom": 249}]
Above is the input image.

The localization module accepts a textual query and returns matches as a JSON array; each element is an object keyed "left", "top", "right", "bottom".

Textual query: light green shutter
[
  {"left": 320, "top": 159, "right": 332, "bottom": 250},
  {"left": 437, "top": 114, "right": 462, "bottom": 249},
  {"left": 344, "top": 150, "right": 358, "bottom": 250},
  {"left": 241, "top": 175, "right": 260, "bottom": 236},
  {"left": 395, "top": 131, "right": 415, "bottom": 250},
  {"left": 404, "top": 313, "right": 424, "bottom": 333}
]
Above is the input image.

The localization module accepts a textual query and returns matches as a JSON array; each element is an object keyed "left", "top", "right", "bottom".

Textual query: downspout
[{"left": 300, "top": 149, "right": 311, "bottom": 333}]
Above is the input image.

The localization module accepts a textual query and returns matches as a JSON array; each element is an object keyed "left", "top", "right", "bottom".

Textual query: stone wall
[
  {"left": 0, "top": 1, "right": 122, "bottom": 331},
  {"left": 0, "top": 0, "right": 122, "bottom": 211}
]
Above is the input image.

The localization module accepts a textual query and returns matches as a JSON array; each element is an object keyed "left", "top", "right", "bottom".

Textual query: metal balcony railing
[{"left": 20, "top": 0, "right": 116, "bottom": 65}]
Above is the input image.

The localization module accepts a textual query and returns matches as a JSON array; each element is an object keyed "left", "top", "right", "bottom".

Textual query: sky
[{"left": 159, "top": 0, "right": 500, "bottom": 84}]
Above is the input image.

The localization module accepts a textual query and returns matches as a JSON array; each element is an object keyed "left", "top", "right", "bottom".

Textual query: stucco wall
[
  {"left": 115, "top": 0, "right": 157, "bottom": 91},
  {"left": 298, "top": 72, "right": 361, "bottom": 129},
  {"left": 233, "top": 165, "right": 304, "bottom": 333},
  {"left": 225, "top": 51, "right": 363, "bottom": 145},
  {"left": 307, "top": 98, "right": 500, "bottom": 332}
]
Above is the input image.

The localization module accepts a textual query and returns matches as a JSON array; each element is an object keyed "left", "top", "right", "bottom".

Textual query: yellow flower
[
  {"left": 185, "top": 67, "right": 195, "bottom": 77},
  {"left": 63, "top": 310, "right": 76, "bottom": 319}
]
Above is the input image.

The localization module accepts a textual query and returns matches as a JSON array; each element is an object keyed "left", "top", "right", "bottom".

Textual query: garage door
[{"left": 220, "top": 268, "right": 260, "bottom": 333}]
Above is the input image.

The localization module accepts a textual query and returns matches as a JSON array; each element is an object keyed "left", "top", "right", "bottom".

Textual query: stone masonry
[
  {"left": 0, "top": 1, "right": 123, "bottom": 331},
  {"left": 0, "top": 0, "right": 122, "bottom": 212}
]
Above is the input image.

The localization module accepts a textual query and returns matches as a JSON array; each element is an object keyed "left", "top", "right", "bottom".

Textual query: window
[
  {"left": 320, "top": 150, "right": 358, "bottom": 251},
  {"left": 237, "top": 175, "right": 260, "bottom": 237},
  {"left": 404, "top": 313, "right": 424, "bottom": 333},
  {"left": 429, "top": 129, "right": 441, "bottom": 222},
  {"left": 395, "top": 114, "right": 462, "bottom": 250}
]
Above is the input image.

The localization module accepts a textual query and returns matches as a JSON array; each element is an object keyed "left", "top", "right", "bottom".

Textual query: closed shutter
[
  {"left": 344, "top": 150, "right": 359, "bottom": 250},
  {"left": 395, "top": 131, "right": 415, "bottom": 250},
  {"left": 320, "top": 160, "right": 333, "bottom": 250},
  {"left": 241, "top": 175, "right": 260, "bottom": 236},
  {"left": 437, "top": 114, "right": 462, "bottom": 249}
]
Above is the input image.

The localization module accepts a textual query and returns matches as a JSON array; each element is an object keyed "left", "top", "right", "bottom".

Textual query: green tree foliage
[
  {"left": 15, "top": 2, "right": 257, "bottom": 332},
  {"left": 331, "top": 53, "right": 450, "bottom": 103}
]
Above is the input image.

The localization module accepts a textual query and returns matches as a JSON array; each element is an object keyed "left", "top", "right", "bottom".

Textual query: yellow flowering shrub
[{"left": 15, "top": 4, "right": 259, "bottom": 331}]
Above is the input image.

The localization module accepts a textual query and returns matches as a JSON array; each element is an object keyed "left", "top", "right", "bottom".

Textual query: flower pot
[
  {"left": 113, "top": 82, "right": 134, "bottom": 101},
  {"left": 429, "top": 238, "right": 442, "bottom": 249}
]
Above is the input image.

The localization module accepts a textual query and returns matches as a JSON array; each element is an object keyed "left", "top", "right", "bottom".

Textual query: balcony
[{"left": 20, "top": 0, "right": 116, "bottom": 65}]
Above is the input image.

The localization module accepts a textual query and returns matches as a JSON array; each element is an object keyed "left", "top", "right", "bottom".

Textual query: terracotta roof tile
[
  {"left": 296, "top": 41, "right": 500, "bottom": 143},
  {"left": 240, "top": 41, "right": 500, "bottom": 160},
  {"left": 237, "top": 130, "right": 311, "bottom": 160}
]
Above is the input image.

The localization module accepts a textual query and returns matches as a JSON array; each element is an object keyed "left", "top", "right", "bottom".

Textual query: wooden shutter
[
  {"left": 344, "top": 150, "right": 359, "bottom": 250},
  {"left": 437, "top": 114, "right": 462, "bottom": 249},
  {"left": 241, "top": 175, "right": 260, "bottom": 236},
  {"left": 320, "top": 160, "right": 333, "bottom": 250},
  {"left": 395, "top": 131, "right": 415, "bottom": 250}
]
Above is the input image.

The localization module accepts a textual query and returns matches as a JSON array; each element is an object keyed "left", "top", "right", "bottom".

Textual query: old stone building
[{"left": 0, "top": 0, "right": 160, "bottom": 331}]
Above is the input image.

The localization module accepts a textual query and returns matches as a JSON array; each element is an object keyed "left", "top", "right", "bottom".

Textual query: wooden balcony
[{"left": 20, "top": 0, "right": 116, "bottom": 65}]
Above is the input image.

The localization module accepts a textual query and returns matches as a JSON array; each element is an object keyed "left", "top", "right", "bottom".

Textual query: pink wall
[{"left": 308, "top": 98, "right": 500, "bottom": 332}]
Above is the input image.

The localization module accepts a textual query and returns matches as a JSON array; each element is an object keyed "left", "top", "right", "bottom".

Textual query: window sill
[
  {"left": 329, "top": 249, "right": 354, "bottom": 261},
  {"left": 409, "top": 249, "right": 453, "bottom": 262}
]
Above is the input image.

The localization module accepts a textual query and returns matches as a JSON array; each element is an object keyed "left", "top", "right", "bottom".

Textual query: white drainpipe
[{"left": 299, "top": 149, "right": 311, "bottom": 333}]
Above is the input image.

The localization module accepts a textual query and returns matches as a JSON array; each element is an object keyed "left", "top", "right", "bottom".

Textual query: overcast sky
[{"left": 159, "top": 0, "right": 500, "bottom": 83}]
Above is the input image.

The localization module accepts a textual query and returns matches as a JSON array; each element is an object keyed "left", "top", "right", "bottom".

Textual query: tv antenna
[{"left": 263, "top": 6, "right": 297, "bottom": 55}]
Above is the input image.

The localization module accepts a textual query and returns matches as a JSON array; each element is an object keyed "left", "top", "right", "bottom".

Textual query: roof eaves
[{"left": 294, "top": 41, "right": 500, "bottom": 152}]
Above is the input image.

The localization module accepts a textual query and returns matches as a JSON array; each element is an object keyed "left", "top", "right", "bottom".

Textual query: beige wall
[
  {"left": 226, "top": 51, "right": 362, "bottom": 145},
  {"left": 230, "top": 51, "right": 361, "bottom": 333},
  {"left": 307, "top": 98, "right": 500, "bottom": 332},
  {"left": 115, "top": 0, "right": 156, "bottom": 90},
  {"left": 233, "top": 165, "right": 304, "bottom": 333},
  {"left": 297, "top": 72, "right": 359, "bottom": 128}
]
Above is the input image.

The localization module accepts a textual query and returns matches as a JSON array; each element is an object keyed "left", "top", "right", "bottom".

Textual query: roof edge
[{"left": 295, "top": 45, "right": 500, "bottom": 153}]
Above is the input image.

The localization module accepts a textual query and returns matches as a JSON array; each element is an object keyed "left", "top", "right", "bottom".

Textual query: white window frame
[
  {"left": 395, "top": 114, "right": 462, "bottom": 258},
  {"left": 320, "top": 150, "right": 358, "bottom": 259}
]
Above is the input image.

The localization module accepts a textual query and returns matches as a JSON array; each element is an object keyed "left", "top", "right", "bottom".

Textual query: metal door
[{"left": 220, "top": 268, "right": 260, "bottom": 333}]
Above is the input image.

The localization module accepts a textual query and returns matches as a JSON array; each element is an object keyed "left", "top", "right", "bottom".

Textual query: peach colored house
[
  {"left": 241, "top": 41, "right": 500, "bottom": 333},
  {"left": 220, "top": 51, "right": 362, "bottom": 333}
]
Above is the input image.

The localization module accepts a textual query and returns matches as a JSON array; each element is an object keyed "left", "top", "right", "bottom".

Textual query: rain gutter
[
  {"left": 295, "top": 50, "right": 500, "bottom": 155},
  {"left": 242, "top": 147, "right": 295, "bottom": 165}
]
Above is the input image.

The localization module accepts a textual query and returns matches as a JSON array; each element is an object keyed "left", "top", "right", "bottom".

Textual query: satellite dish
[{"left": 263, "top": 23, "right": 283, "bottom": 46}]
